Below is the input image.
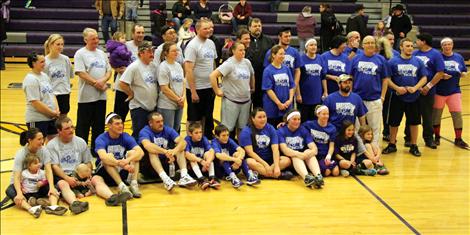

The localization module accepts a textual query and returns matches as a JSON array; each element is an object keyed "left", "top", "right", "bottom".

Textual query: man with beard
[
  {"left": 126, "top": 24, "right": 145, "bottom": 62},
  {"left": 246, "top": 18, "right": 274, "bottom": 109}
]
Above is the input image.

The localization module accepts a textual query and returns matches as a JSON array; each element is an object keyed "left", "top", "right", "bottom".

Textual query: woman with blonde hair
[{"left": 44, "top": 34, "right": 73, "bottom": 116}]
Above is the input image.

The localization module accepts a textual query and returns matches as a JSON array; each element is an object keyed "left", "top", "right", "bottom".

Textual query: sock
[
  {"left": 433, "top": 125, "right": 441, "bottom": 137},
  {"left": 455, "top": 128, "right": 462, "bottom": 139},
  {"left": 229, "top": 172, "right": 236, "bottom": 180},
  {"left": 29, "top": 205, "right": 41, "bottom": 213},
  {"left": 223, "top": 161, "right": 233, "bottom": 175},
  {"left": 208, "top": 162, "right": 215, "bottom": 178},
  {"left": 118, "top": 182, "right": 127, "bottom": 191},
  {"left": 180, "top": 168, "right": 188, "bottom": 176},
  {"left": 47, "top": 205, "right": 58, "bottom": 210},
  {"left": 241, "top": 160, "right": 250, "bottom": 177},
  {"left": 158, "top": 171, "right": 171, "bottom": 182},
  {"left": 126, "top": 173, "right": 133, "bottom": 184},
  {"left": 190, "top": 162, "right": 203, "bottom": 178},
  {"left": 130, "top": 180, "right": 138, "bottom": 186}
]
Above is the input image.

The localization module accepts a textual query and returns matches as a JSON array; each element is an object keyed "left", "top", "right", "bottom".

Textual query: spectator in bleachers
[
  {"left": 319, "top": 3, "right": 337, "bottom": 53},
  {"left": 171, "top": 0, "right": 192, "bottom": 31},
  {"left": 321, "top": 35, "right": 349, "bottom": 94},
  {"left": 177, "top": 18, "right": 196, "bottom": 51},
  {"left": 296, "top": 6, "right": 316, "bottom": 55},
  {"left": 194, "top": 0, "right": 212, "bottom": 21},
  {"left": 125, "top": 0, "right": 143, "bottom": 23},
  {"left": 246, "top": 18, "right": 274, "bottom": 109},
  {"left": 382, "top": 38, "right": 427, "bottom": 157},
  {"left": 404, "top": 33, "right": 446, "bottom": 149},
  {"left": 373, "top": 21, "right": 386, "bottom": 38},
  {"left": 155, "top": 25, "right": 184, "bottom": 65},
  {"left": 390, "top": 4, "right": 411, "bottom": 50},
  {"left": 126, "top": 24, "right": 145, "bottom": 62},
  {"left": 231, "top": 0, "right": 252, "bottom": 35},
  {"left": 343, "top": 31, "right": 363, "bottom": 60},
  {"left": 74, "top": 28, "right": 111, "bottom": 158},
  {"left": 433, "top": 37, "right": 468, "bottom": 149},
  {"left": 95, "top": 0, "right": 125, "bottom": 43},
  {"left": 346, "top": 4, "right": 368, "bottom": 41}
]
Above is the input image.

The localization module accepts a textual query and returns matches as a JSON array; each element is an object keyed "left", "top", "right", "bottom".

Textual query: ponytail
[
  {"left": 44, "top": 34, "right": 64, "bottom": 55},
  {"left": 20, "top": 128, "right": 41, "bottom": 146}
]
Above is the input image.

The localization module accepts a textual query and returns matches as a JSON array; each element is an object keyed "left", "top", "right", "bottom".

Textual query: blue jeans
[
  {"left": 158, "top": 107, "right": 183, "bottom": 133},
  {"left": 101, "top": 15, "right": 117, "bottom": 43},
  {"left": 130, "top": 107, "right": 152, "bottom": 140},
  {"left": 231, "top": 17, "right": 249, "bottom": 33},
  {"left": 126, "top": 7, "right": 138, "bottom": 22}
]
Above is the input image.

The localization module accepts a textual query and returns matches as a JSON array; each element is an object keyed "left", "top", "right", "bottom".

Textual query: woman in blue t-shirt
[
  {"left": 278, "top": 110, "right": 323, "bottom": 188},
  {"left": 239, "top": 108, "right": 293, "bottom": 180},
  {"left": 262, "top": 45, "right": 295, "bottom": 127}
]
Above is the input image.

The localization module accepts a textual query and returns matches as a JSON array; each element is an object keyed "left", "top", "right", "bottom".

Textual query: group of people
[{"left": 7, "top": 1, "right": 468, "bottom": 219}]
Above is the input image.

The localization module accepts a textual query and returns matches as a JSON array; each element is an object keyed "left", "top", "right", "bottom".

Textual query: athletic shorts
[
  {"left": 27, "top": 120, "right": 58, "bottom": 136},
  {"left": 388, "top": 94, "right": 421, "bottom": 126},
  {"left": 433, "top": 93, "right": 462, "bottom": 112}
]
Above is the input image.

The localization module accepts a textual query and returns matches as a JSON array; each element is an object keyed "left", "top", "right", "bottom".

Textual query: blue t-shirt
[
  {"left": 184, "top": 136, "right": 212, "bottom": 158},
  {"left": 351, "top": 54, "right": 390, "bottom": 101},
  {"left": 342, "top": 47, "right": 364, "bottom": 58},
  {"left": 392, "top": 49, "right": 400, "bottom": 58},
  {"left": 263, "top": 46, "right": 301, "bottom": 77},
  {"left": 334, "top": 137, "right": 357, "bottom": 161},
  {"left": 138, "top": 125, "right": 179, "bottom": 158},
  {"left": 212, "top": 138, "right": 239, "bottom": 156},
  {"left": 323, "top": 91, "right": 368, "bottom": 130},
  {"left": 239, "top": 124, "right": 279, "bottom": 161},
  {"left": 413, "top": 48, "right": 445, "bottom": 96},
  {"left": 303, "top": 121, "right": 337, "bottom": 158},
  {"left": 94, "top": 132, "right": 138, "bottom": 167},
  {"left": 321, "top": 51, "right": 351, "bottom": 94},
  {"left": 437, "top": 52, "right": 466, "bottom": 96},
  {"left": 300, "top": 54, "right": 326, "bottom": 105},
  {"left": 277, "top": 125, "right": 313, "bottom": 151},
  {"left": 388, "top": 55, "right": 428, "bottom": 102},
  {"left": 262, "top": 64, "right": 295, "bottom": 118}
]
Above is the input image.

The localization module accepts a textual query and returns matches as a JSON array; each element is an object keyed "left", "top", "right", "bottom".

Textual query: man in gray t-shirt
[
  {"left": 184, "top": 19, "right": 217, "bottom": 138},
  {"left": 73, "top": 28, "right": 112, "bottom": 157},
  {"left": 126, "top": 24, "right": 145, "bottom": 62}
]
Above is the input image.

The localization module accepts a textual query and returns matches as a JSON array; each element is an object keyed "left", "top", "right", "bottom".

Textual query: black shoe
[
  {"left": 279, "top": 170, "right": 294, "bottom": 180},
  {"left": 382, "top": 143, "right": 397, "bottom": 154},
  {"left": 434, "top": 136, "right": 440, "bottom": 146},
  {"left": 404, "top": 140, "right": 411, "bottom": 148},
  {"left": 382, "top": 135, "right": 390, "bottom": 142},
  {"left": 454, "top": 138, "right": 469, "bottom": 149},
  {"left": 425, "top": 140, "right": 437, "bottom": 149},
  {"left": 409, "top": 145, "right": 421, "bottom": 157}
]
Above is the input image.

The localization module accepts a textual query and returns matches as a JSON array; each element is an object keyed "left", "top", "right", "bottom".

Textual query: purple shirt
[
  {"left": 277, "top": 125, "right": 313, "bottom": 151},
  {"left": 437, "top": 52, "right": 466, "bottom": 96},
  {"left": 388, "top": 55, "right": 427, "bottom": 102},
  {"left": 300, "top": 54, "right": 326, "bottom": 105},
  {"left": 351, "top": 53, "right": 390, "bottom": 101},
  {"left": 303, "top": 121, "right": 336, "bottom": 158},
  {"left": 321, "top": 50, "right": 351, "bottom": 94},
  {"left": 239, "top": 124, "right": 279, "bottom": 161},
  {"left": 262, "top": 64, "right": 295, "bottom": 118},
  {"left": 412, "top": 48, "right": 445, "bottom": 96},
  {"left": 323, "top": 91, "right": 368, "bottom": 130}
]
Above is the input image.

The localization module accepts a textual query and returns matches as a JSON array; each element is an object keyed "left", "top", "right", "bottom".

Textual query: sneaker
[
  {"left": 45, "top": 206, "right": 68, "bottom": 216},
  {"left": 246, "top": 174, "right": 260, "bottom": 186},
  {"left": 382, "top": 143, "right": 397, "bottom": 154},
  {"left": 312, "top": 174, "right": 324, "bottom": 189},
  {"left": 425, "top": 140, "right": 437, "bottom": 149},
  {"left": 36, "top": 198, "right": 50, "bottom": 208},
  {"left": 340, "top": 169, "right": 350, "bottom": 177},
  {"left": 79, "top": 201, "right": 89, "bottom": 212},
  {"left": 377, "top": 166, "right": 389, "bottom": 175},
  {"left": 163, "top": 179, "right": 176, "bottom": 191},
  {"left": 454, "top": 138, "right": 469, "bottom": 149},
  {"left": 178, "top": 174, "right": 197, "bottom": 187},
  {"left": 209, "top": 177, "right": 221, "bottom": 189},
  {"left": 303, "top": 174, "right": 315, "bottom": 187},
  {"left": 197, "top": 177, "right": 210, "bottom": 190},
  {"left": 105, "top": 194, "right": 119, "bottom": 206},
  {"left": 129, "top": 184, "right": 142, "bottom": 198},
  {"left": 29, "top": 206, "right": 42, "bottom": 218},
  {"left": 409, "top": 144, "right": 421, "bottom": 157},
  {"left": 434, "top": 136, "right": 440, "bottom": 146},
  {"left": 69, "top": 201, "right": 83, "bottom": 214},
  {"left": 361, "top": 168, "right": 377, "bottom": 176},
  {"left": 27, "top": 197, "right": 37, "bottom": 207},
  {"left": 230, "top": 176, "right": 243, "bottom": 188},
  {"left": 279, "top": 170, "right": 294, "bottom": 180},
  {"left": 120, "top": 186, "right": 133, "bottom": 199}
]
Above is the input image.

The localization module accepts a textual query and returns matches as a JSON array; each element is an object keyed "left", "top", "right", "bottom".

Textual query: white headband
[
  {"left": 105, "top": 113, "right": 118, "bottom": 124},
  {"left": 286, "top": 111, "right": 301, "bottom": 122},
  {"left": 440, "top": 37, "right": 453, "bottom": 46},
  {"left": 305, "top": 38, "right": 317, "bottom": 49},
  {"left": 316, "top": 105, "right": 328, "bottom": 115}
]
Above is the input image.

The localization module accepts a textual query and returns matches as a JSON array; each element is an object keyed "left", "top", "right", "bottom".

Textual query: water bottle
[{"left": 169, "top": 163, "right": 175, "bottom": 178}]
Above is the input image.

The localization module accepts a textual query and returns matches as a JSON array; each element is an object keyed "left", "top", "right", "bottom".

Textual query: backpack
[{"left": 333, "top": 17, "right": 344, "bottom": 36}]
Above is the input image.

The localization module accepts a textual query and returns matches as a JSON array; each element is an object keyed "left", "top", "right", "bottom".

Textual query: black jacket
[
  {"left": 247, "top": 33, "right": 274, "bottom": 74},
  {"left": 346, "top": 14, "right": 368, "bottom": 40},
  {"left": 390, "top": 13, "right": 412, "bottom": 39}
]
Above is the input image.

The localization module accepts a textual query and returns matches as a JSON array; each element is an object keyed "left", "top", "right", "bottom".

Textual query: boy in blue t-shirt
[
  {"left": 185, "top": 122, "right": 219, "bottom": 190},
  {"left": 212, "top": 125, "right": 260, "bottom": 188}
]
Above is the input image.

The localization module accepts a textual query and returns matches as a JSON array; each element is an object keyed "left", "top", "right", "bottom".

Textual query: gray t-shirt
[
  {"left": 114, "top": 73, "right": 124, "bottom": 92},
  {"left": 73, "top": 47, "right": 110, "bottom": 103},
  {"left": 157, "top": 61, "right": 185, "bottom": 110},
  {"left": 184, "top": 36, "right": 216, "bottom": 89},
  {"left": 22, "top": 72, "right": 57, "bottom": 123},
  {"left": 44, "top": 54, "right": 73, "bottom": 95},
  {"left": 126, "top": 40, "right": 139, "bottom": 63},
  {"left": 120, "top": 59, "right": 159, "bottom": 111},
  {"left": 46, "top": 136, "right": 92, "bottom": 175},
  {"left": 217, "top": 57, "right": 254, "bottom": 103},
  {"left": 10, "top": 146, "right": 51, "bottom": 184},
  {"left": 153, "top": 43, "right": 184, "bottom": 66}
]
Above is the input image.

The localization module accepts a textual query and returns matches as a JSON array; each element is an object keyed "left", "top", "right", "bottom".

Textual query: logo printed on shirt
[
  {"left": 107, "top": 145, "right": 126, "bottom": 159},
  {"left": 416, "top": 56, "right": 430, "bottom": 67},
  {"left": 273, "top": 73, "right": 290, "bottom": 87},
  {"left": 444, "top": 60, "right": 461, "bottom": 73},
  {"left": 235, "top": 68, "right": 250, "bottom": 80},
  {"left": 255, "top": 134, "right": 271, "bottom": 148},
  {"left": 328, "top": 60, "right": 346, "bottom": 72},
  {"left": 310, "top": 129, "right": 330, "bottom": 144},
  {"left": 202, "top": 48, "right": 215, "bottom": 59},
  {"left": 340, "top": 144, "right": 355, "bottom": 153},
  {"left": 191, "top": 147, "right": 205, "bottom": 157},
  {"left": 305, "top": 64, "right": 322, "bottom": 76},
  {"left": 40, "top": 81, "right": 54, "bottom": 94},
  {"left": 90, "top": 57, "right": 106, "bottom": 69},
  {"left": 397, "top": 64, "right": 418, "bottom": 77},
  {"left": 285, "top": 136, "right": 304, "bottom": 150},
  {"left": 335, "top": 102, "right": 356, "bottom": 116},
  {"left": 49, "top": 66, "right": 66, "bottom": 81},
  {"left": 357, "top": 61, "right": 378, "bottom": 75},
  {"left": 170, "top": 71, "right": 184, "bottom": 82},
  {"left": 153, "top": 137, "right": 169, "bottom": 149},
  {"left": 142, "top": 71, "right": 157, "bottom": 84},
  {"left": 283, "top": 55, "right": 295, "bottom": 68}
]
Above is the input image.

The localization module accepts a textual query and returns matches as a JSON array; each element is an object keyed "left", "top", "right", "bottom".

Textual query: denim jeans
[
  {"left": 101, "top": 15, "right": 118, "bottom": 43},
  {"left": 126, "top": 7, "right": 138, "bottom": 22},
  {"left": 157, "top": 107, "right": 183, "bottom": 133},
  {"left": 130, "top": 107, "right": 152, "bottom": 141}
]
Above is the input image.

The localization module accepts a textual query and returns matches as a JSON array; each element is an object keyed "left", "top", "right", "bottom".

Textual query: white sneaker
[
  {"left": 129, "top": 184, "right": 141, "bottom": 198},
  {"left": 163, "top": 179, "right": 176, "bottom": 191},
  {"left": 178, "top": 174, "right": 197, "bottom": 187}
]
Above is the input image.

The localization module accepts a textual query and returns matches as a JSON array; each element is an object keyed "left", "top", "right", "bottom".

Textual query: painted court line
[{"left": 122, "top": 201, "right": 128, "bottom": 235}]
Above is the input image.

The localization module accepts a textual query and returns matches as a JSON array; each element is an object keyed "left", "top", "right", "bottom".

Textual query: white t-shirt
[
  {"left": 46, "top": 136, "right": 92, "bottom": 175},
  {"left": 10, "top": 146, "right": 50, "bottom": 184},
  {"left": 153, "top": 43, "right": 184, "bottom": 66},
  {"left": 44, "top": 54, "right": 73, "bottom": 95},
  {"left": 158, "top": 60, "right": 185, "bottom": 110},
  {"left": 217, "top": 57, "right": 254, "bottom": 102},
  {"left": 21, "top": 169, "right": 46, "bottom": 194},
  {"left": 126, "top": 40, "right": 139, "bottom": 63},
  {"left": 120, "top": 59, "right": 159, "bottom": 111},
  {"left": 184, "top": 36, "right": 217, "bottom": 89},
  {"left": 22, "top": 72, "right": 57, "bottom": 123},
  {"left": 73, "top": 47, "right": 110, "bottom": 103}
]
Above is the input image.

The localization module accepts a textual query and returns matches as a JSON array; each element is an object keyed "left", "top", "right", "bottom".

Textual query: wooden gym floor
[{"left": 0, "top": 63, "right": 468, "bottom": 235}]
